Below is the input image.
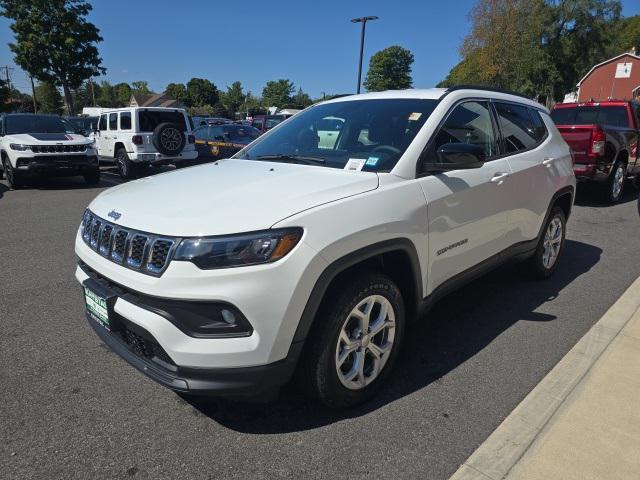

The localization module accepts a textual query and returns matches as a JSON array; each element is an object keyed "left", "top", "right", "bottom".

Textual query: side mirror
[{"left": 422, "top": 143, "right": 485, "bottom": 173}]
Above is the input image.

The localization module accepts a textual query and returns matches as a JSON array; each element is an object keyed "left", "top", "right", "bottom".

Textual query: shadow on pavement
[
  {"left": 574, "top": 181, "right": 637, "bottom": 208},
  {"left": 0, "top": 181, "right": 8, "bottom": 199},
  {"left": 184, "top": 239, "right": 602, "bottom": 433}
]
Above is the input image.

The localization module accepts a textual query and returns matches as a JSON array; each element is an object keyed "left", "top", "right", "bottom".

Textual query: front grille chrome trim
[{"left": 81, "top": 210, "right": 178, "bottom": 277}]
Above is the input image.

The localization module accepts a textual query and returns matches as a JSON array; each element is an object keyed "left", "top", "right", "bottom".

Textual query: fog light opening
[{"left": 221, "top": 309, "right": 237, "bottom": 325}]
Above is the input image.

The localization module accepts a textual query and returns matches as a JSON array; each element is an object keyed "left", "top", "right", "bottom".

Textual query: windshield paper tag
[
  {"left": 344, "top": 158, "right": 366, "bottom": 171},
  {"left": 408, "top": 112, "right": 422, "bottom": 121},
  {"left": 366, "top": 156, "right": 379, "bottom": 166}
]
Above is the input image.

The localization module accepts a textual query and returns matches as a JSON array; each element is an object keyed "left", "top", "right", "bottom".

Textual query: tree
[
  {"left": 73, "top": 80, "right": 94, "bottom": 110},
  {"left": 262, "top": 79, "right": 295, "bottom": 108},
  {"left": 363, "top": 46, "right": 414, "bottom": 92},
  {"left": 165, "top": 82, "right": 188, "bottom": 104},
  {"left": 290, "top": 88, "right": 312, "bottom": 108},
  {"left": 35, "top": 81, "right": 63, "bottom": 114},
  {"left": 221, "top": 81, "right": 245, "bottom": 116},
  {"left": 131, "top": 80, "right": 151, "bottom": 95},
  {"left": 614, "top": 15, "right": 640, "bottom": 53},
  {"left": 1, "top": 0, "right": 105, "bottom": 115},
  {"left": 186, "top": 78, "right": 218, "bottom": 107},
  {"left": 95, "top": 80, "right": 117, "bottom": 107},
  {"left": 114, "top": 82, "right": 132, "bottom": 106},
  {"left": 0, "top": 78, "right": 10, "bottom": 112},
  {"left": 243, "top": 92, "right": 266, "bottom": 116},
  {"left": 211, "top": 102, "right": 229, "bottom": 118}
]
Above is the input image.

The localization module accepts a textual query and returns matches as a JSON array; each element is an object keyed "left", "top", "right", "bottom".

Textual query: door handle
[
  {"left": 542, "top": 157, "right": 555, "bottom": 167},
  {"left": 490, "top": 172, "right": 509, "bottom": 183}
]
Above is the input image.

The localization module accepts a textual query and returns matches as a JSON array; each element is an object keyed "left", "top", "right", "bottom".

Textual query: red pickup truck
[{"left": 550, "top": 100, "right": 640, "bottom": 202}]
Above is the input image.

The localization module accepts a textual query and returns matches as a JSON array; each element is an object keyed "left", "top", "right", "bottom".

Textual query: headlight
[
  {"left": 9, "top": 143, "right": 30, "bottom": 151},
  {"left": 174, "top": 228, "right": 303, "bottom": 269}
]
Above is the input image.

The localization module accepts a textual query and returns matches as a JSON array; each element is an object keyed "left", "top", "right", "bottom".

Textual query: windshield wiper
[{"left": 255, "top": 154, "right": 326, "bottom": 165}]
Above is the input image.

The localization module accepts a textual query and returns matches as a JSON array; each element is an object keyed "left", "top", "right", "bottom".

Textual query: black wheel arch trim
[{"left": 291, "top": 238, "right": 423, "bottom": 346}]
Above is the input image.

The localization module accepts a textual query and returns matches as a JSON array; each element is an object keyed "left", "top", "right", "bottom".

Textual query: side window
[
  {"left": 430, "top": 101, "right": 498, "bottom": 159},
  {"left": 210, "top": 126, "right": 224, "bottom": 140},
  {"left": 119, "top": 112, "right": 132, "bottom": 130},
  {"left": 494, "top": 102, "right": 538, "bottom": 153},
  {"left": 98, "top": 114, "right": 107, "bottom": 131},
  {"left": 108, "top": 113, "right": 117, "bottom": 131},
  {"left": 193, "top": 126, "right": 208, "bottom": 140},
  {"left": 251, "top": 120, "right": 263, "bottom": 130},
  {"left": 528, "top": 108, "right": 548, "bottom": 143}
]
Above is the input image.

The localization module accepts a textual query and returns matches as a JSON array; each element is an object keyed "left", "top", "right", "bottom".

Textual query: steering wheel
[{"left": 371, "top": 145, "right": 402, "bottom": 156}]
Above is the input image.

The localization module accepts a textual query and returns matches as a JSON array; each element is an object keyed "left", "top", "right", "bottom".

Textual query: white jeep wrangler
[{"left": 94, "top": 107, "right": 197, "bottom": 179}]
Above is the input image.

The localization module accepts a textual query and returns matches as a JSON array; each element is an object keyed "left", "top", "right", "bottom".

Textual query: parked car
[
  {"left": 94, "top": 107, "right": 197, "bottom": 179},
  {"left": 193, "top": 123, "right": 260, "bottom": 161},
  {"left": 65, "top": 115, "right": 99, "bottom": 137},
  {"left": 251, "top": 114, "right": 287, "bottom": 134},
  {"left": 550, "top": 100, "right": 640, "bottom": 202},
  {"left": 75, "top": 87, "right": 575, "bottom": 408},
  {"left": 0, "top": 113, "right": 99, "bottom": 189}
]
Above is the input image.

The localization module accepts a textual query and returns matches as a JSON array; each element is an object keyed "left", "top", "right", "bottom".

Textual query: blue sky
[{"left": 1, "top": 0, "right": 639, "bottom": 98}]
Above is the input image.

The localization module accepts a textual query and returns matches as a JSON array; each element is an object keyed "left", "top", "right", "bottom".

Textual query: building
[
  {"left": 129, "top": 92, "right": 185, "bottom": 109},
  {"left": 577, "top": 49, "right": 640, "bottom": 102}
]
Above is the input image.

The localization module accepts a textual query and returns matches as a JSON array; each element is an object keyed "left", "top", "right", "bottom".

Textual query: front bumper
[
  {"left": 129, "top": 149, "right": 198, "bottom": 164},
  {"left": 15, "top": 154, "right": 98, "bottom": 176}
]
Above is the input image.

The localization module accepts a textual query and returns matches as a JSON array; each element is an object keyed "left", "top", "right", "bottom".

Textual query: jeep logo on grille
[{"left": 107, "top": 210, "right": 122, "bottom": 221}]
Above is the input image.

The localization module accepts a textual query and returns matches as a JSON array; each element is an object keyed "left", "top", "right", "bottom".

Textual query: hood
[
  {"left": 6, "top": 133, "right": 90, "bottom": 144},
  {"left": 89, "top": 159, "right": 379, "bottom": 236}
]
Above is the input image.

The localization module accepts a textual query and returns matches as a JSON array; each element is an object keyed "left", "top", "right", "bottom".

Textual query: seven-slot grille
[
  {"left": 31, "top": 144, "right": 88, "bottom": 153},
  {"left": 81, "top": 211, "right": 176, "bottom": 276}
]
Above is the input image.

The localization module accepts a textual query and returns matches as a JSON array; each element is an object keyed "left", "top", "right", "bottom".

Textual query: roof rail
[{"left": 445, "top": 84, "right": 532, "bottom": 100}]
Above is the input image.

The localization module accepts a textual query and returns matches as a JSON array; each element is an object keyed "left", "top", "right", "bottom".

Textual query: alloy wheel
[
  {"left": 612, "top": 165, "right": 624, "bottom": 200},
  {"left": 542, "top": 216, "right": 563, "bottom": 269},
  {"left": 335, "top": 294, "right": 396, "bottom": 390},
  {"left": 160, "top": 127, "right": 181, "bottom": 151}
]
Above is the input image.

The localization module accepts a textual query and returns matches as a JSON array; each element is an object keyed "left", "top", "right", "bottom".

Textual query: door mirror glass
[{"left": 422, "top": 143, "right": 485, "bottom": 172}]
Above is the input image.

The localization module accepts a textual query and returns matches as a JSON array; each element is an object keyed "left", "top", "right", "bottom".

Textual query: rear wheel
[
  {"left": 3, "top": 158, "right": 24, "bottom": 189},
  {"left": 525, "top": 206, "right": 566, "bottom": 278},
  {"left": 605, "top": 161, "right": 626, "bottom": 203},
  {"left": 297, "top": 273, "right": 405, "bottom": 408},
  {"left": 116, "top": 148, "right": 134, "bottom": 179}
]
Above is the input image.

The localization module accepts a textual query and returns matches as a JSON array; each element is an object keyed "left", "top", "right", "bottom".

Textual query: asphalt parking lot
[{"left": 1, "top": 167, "right": 639, "bottom": 480}]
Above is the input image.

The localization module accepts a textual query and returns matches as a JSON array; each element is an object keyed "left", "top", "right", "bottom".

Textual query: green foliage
[
  {"left": 243, "top": 92, "right": 266, "bottom": 116},
  {"left": 35, "top": 81, "right": 63, "bottom": 114},
  {"left": 210, "top": 102, "right": 229, "bottom": 118},
  {"left": 73, "top": 81, "right": 94, "bottom": 110},
  {"left": 262, "top": 79, "right": 295, "bottom": 108},
  {"left": 614, "top": 15, "right": 640, "bottom": 52},
  {"left": 440, "top": 0, "right": 626, "bottom": 103},
  {"left": 0, "top": 78, "right": 10, "bottom": 112},
  {"left": 131, "top": 80, "right": 151, "bottom": 95},
  {"left": 113, "top": 82, "right": 132, "bottom": 106},
  {"left": 165, "top": 82, "right": 188, "bottom": 104},
  {"left": 363, "top": 46, "right": 414, "bottom": 92},
  {"left": 1, "top": 0, "right": 105, "bottom": 114},
  {"left": 221, "top": 81, "right": 246, "bottom": 115},
  {"left": 186, "top": 78, "right": 219, "bottom": 107},
  {"left": 290, "top": 88, "right": 312, "bottom": 108},
  {"left": 95, "top": 80, "right": 117, "bottom": 107}
]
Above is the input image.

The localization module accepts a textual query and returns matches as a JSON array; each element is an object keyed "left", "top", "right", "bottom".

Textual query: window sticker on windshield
[
  {"left": 344, "top": 158, "right": 366, "bottom": 171},
  {"left": 365, "top": 156, "right": 380, "bottom": 166},
  {"left": 408, "top": 112, "right": 422, "bottom": 121}
]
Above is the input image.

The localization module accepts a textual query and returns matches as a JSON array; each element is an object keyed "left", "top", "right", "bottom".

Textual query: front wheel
[
  {"left": 605, "top": 161, "right": 626, "bottom": 203},
  {"left": 3, "top": 158, "right": 24, "bottom": 189},
  {"left": 116, "top": 148, "right": 134, "bottom": 179},
  {"left": 525, "top": 206, "right": 566, "bottom": 278},
  {"left": 297, "top": 273, "right": 405, "bottom": 408}
]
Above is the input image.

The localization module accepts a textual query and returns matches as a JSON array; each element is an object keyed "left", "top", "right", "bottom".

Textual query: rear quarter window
[{"left": 137, "top": 110, "right": 188, "bottom": 132}]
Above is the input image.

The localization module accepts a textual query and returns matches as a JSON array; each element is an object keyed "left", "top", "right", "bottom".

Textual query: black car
[
  {"left": 193, "top": 124, "right": 260, "bottom": 161},
  {"left": 65, "top": 116, "right": 99, "bottom": 136}
]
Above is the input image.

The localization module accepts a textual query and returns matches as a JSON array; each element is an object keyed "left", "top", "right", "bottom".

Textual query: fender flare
[{"left": 290, "top": 238, "right": 423, "bottom": 345}]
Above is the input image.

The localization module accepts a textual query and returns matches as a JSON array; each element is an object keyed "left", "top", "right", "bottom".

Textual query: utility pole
[
  {"left": 1, "top": 65, "right": 15, "bottom": 90},
  {"left": 89, "top": 77, "right": 96, "bottom": 106},
  {"left": 350, "top": 16, "right": 379, "bottom": 94},
  {"left": 29, "top": 75, "right": 37, "bottom": 113}
]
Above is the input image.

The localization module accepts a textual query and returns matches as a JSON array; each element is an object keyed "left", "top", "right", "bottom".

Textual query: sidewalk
[{"left": 451, "top": 276, "right": 640, "bottom": 480}]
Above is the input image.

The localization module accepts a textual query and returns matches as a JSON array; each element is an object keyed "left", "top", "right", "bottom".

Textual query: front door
[{"left": 417, "top": 100, "right": 512, "bottom": 293}]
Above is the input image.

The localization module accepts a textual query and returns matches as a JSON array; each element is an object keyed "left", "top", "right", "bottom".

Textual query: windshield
[
  {"left": 551, "top": 106, "right": 629, "bottom": 128},
  {"left": 5, "top": 115, "right": 75, "bottom": 135},
  {"left": 265, "top": 116, "right": 285, "bottom": 129},
  {"left": 138, "top": 110, "right": 188, "bottom": 132},
  {"left": 237, "top": 98, "right": 439, "bottom": 171},
  {"left": 222, "top": 125, "right": 260, "bottom": 142}
]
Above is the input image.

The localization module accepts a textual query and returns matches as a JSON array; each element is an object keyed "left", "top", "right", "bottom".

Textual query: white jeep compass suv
[
  {"left": 76, "top": 87, "right": 575, "bottom": 408},
  {"left": 94, "top": 107, "right": 197, "bottom": 179}
]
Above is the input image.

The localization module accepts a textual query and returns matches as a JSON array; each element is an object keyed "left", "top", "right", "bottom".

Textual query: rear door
[
  {"left": 417, "top": 100, "right": 512, "bottom": 292},
  {"left": 96, "top": 114, "right": 110, "bottom": 158}
]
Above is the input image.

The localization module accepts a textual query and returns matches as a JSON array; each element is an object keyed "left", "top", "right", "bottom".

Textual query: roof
[
  {"left": 577, "top": 52, "right": 640, "bottom": 86},
  {"left": 130, "top": 92, "right": 185, "bottom": 109}
]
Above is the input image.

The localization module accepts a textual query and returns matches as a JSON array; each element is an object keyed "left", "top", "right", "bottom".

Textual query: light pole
[{"left": 351, "top": 16, "right": 378, "bottom": 94}]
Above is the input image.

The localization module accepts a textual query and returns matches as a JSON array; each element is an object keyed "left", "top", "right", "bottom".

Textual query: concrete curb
[{"left": 449, "top": 275, "right": 640, "bottom": 480}]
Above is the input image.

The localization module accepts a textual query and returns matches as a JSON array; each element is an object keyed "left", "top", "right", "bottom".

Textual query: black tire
[
  {"left": 115, "top": 148, "right": 134, "bottom": 179},
  {"left": 525, "top": 206, "right": 566, "bottom": 279},
  {"left": 3, "top": 158, "right": 24, "bottom": 189},
  {"left": 152, "top": 122, "right": 185, "bottom": 156},
  {"left": 605, "top": 161, "right": 626, "bottom": 203},
  {"left": 83, "top": 168, "right": 100, "bottom": 185},
  {"left": 297, "top": 272, "right": 405, "bottom": 408}
]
